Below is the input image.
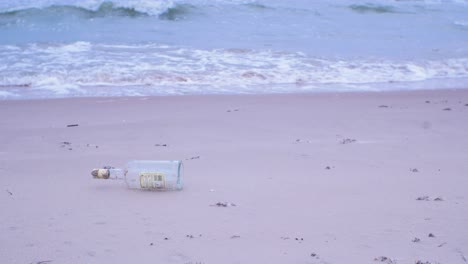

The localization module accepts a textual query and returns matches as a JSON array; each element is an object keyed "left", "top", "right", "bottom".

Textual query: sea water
[{"left": 1, "top": 0, "right": 468, "bottom": 99}]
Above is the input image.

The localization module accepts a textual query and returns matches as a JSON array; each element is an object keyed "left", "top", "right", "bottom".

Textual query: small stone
[
  {"left": 412, "top": 237, "right": 421, "bottom": 243},
  {"left": 325, "top": 166, "right": 331, "bottom": 170},
  {"left": 410, "top": 168, "right": 419, "bottom": 173},
  {"left": 379, "top": 105, "right": 389, "bottom": 108},
  {"left": 428, "top": 233, "right": 435, "bottom": 238},
  {"left": 164, "top": 237, "right": 169, "bottom": 240},
  {"left": 425, "top": 101, "right": 431, "bottom": 104},
  {"left": 150, "top": 242, "right": 154, "bottom": 246},
  {"left": 311, "top": 253, "right": 317, "bottom": 257},
  {"left": 434, "top": 197, "right": 444, "bottom": 201},
  {"left": 443, "top": 108, "right": 451, "bottom": 111}
]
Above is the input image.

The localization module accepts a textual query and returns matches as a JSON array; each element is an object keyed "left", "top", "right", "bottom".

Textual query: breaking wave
[
  {"left": 0, "top": 1, "right": 176, "bottom": 17},
  {"left": 1, "top": 42, "right": 468, "bottom": 99}
]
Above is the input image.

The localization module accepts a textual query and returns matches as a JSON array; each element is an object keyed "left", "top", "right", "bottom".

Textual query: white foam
[{"left": 1, "top": 42, "right": 468, "bottom": 99}]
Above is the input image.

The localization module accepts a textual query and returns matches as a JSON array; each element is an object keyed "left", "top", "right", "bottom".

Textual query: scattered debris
[
  {"left": 416, "top": 196, "right": 430, "bottom": 201},
  {"left": 374, "top": 256, "right": 395, "bottom": 263},
  {"left": 103, "top": 165, "right": 115, "bottom": 169},
  {"left": 280, "top": 236, "right": 290, "bottom": 240},
  {"left": 415, "top": 261, "right": 432, "bottom": 264},
  {"left": 211, "top": 202, "right": 236, "bottom": 207},
  {"left": 186, "top": 235, "right": 194, "bottom": 239},
  {"left": 186, "top": 156, "right": 200, "bottom": 160},
  {"left": 230, "top": 235, "right": 240, "bottom": 239},
  {"left": 155, "top": 144, "right": 168, "bottom": 147},
  {"left": 295, "top": 139, "right": 312, "bottom": 143},
  {"left": 227, "top": 109, "right": 240, "bottom": 112},
  {"left": 412, "top": 237, "right": 421, "bottom": 243},
  {"left": 33, "top": 261, "right": 53, "bottom": 264},
  {"left": 294, "top": 237, "right": 304, "bottom": 241},
  {"left": 457, "top": 249, "right": 467, "bottom": 264},
  {"left": 60, "top": 141, "right": 71, "bottom": 146},
  {"left": 438, "top": 242, "right": 447, "bottom": 248},
  {"left": 410, "top": 168, "right": 419, "bottom": 173},
  {"left": 6, "top": 189, "right": 13, "bottom": 196},
  {"left": 67, "top": 124, "right": 79, "bottom": 127},
  {"left": 340, "top": 138, "right": 357, "bottom": 144},
  {"left": 428, "top": 233, "right": 435, "bottom": 238},
  {"left": 443, "top": 108, "right": 452, "bottom": 111},
  {"left": 311, "top": 253, "right": 317, "bottom": 257},
  {"left": 378, "top": 105, "right": 389, "bottom": 108},
  {"left": 86, "top": 144, "right": 99, "bottom": 148},
  {"left": 434, "top": 197, "right": 444, "bottom": 201}
]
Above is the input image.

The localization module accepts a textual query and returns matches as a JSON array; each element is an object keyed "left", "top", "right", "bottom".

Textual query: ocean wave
[
  {"left": 1, "top": 42, "right": 468, "bottom": 98},
  {"left": 349, "top": 4, "right": 401, "bottom": 14},
  {"left": 0, "top": 0, "right": 176, "bottom": 17},
  {"left": 0, "top": 0, "right": 267, "bottom": 18}
]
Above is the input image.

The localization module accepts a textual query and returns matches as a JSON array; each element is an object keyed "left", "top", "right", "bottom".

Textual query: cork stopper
[{"left": 91, "top": 169, "right": 110, "bottom": 179}]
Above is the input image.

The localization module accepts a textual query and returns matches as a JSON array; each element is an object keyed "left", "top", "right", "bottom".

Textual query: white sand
[{"left": 1, "top": 90, "right": 468, "bottom": 264}]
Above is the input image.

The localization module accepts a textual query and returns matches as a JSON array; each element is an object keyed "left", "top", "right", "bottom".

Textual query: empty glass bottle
[{"left": 92, "top": 160, "right": 183, "bottom": 191}]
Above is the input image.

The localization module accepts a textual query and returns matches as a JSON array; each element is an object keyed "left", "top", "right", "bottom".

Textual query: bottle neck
[
  {"left": 92, "top": 168, "right": 126, "bottom": 180},
  {"left": 108, "top": 168, "right": 126, "bottom": 180}
]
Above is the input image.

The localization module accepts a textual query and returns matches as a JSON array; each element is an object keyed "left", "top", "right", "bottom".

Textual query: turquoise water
[{"left": 1, "top": 0, "right": 468, "bottom": 99}]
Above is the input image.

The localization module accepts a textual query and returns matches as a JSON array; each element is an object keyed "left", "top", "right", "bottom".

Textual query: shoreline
[
  {"left": 1, "top": 88, "right": 468, "bottom": 263},
  {"left": 2, "top": 86, "right": 468, "bottom": 102}
]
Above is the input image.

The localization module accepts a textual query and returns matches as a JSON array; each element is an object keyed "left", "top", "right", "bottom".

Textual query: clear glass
[{"left": 93, "top": 160, "right": 183, "bottom": 191}]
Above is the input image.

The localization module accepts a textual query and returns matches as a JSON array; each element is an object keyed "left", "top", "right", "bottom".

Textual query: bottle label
[{"left": 139, "top": 172, "right": 165, "bottom": 189}]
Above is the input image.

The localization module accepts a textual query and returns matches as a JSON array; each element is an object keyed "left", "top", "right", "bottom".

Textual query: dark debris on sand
[
  {"left": 211, "top": 202, "right": 236, "bottom": 207},
  {"left": 374, "top": 256, "right": 395, "bottom": 263},
  {"left": 340, "top": 138, "right": 357, "bottom": 144},
  {"left": 416, "top": 196, "right": 430, "bottom": 201}
]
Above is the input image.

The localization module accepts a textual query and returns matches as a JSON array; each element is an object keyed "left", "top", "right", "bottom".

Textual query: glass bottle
[{"left": 92, "top": 160, "right": 183, "bottom": 191}]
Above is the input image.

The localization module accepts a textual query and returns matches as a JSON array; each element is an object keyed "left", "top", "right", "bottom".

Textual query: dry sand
[{"left": 1, "top": 90, "right": 468, "bottom": 264}]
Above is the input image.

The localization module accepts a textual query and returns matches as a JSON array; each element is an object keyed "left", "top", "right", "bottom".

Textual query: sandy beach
[{"left": 1, "top": 89, "right": 468, "bottom": 264}]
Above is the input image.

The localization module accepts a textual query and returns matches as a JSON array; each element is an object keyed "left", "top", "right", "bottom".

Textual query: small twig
[
  {"left": 6, "top": 189, "right": 13, "bottom": 196},
  {"left": 67, "top": 124, "right": 79, "bottom": 127}
]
